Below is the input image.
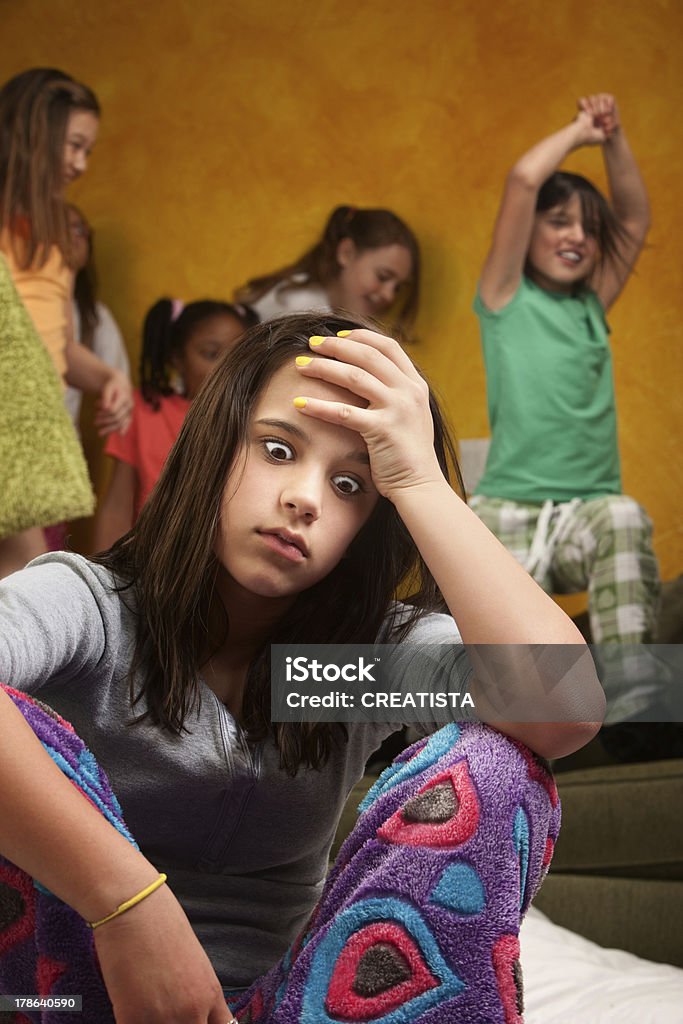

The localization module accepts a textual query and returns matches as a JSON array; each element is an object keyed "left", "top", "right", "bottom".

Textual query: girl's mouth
[
  {"left": 258, "top": 530, "right": 307, "bottom": 563},
  {"left": 558, "top": 250, "right": 581, "bottom": 264}
]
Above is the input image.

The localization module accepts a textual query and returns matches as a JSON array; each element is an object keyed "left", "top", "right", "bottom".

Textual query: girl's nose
[
  {"left": 281, "top": 475, "right": 322, "bottom": 522},
  {"left": 567, "top": 220, "right": 586, "bottom": 244}
]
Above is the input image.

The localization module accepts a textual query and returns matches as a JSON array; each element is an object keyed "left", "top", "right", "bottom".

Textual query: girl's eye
[
  {"left": 332, "top": 474, "right": 362, "bottom": 496},
  {"left": 264, "top": 439, "right": 294, "bottom": 462}
]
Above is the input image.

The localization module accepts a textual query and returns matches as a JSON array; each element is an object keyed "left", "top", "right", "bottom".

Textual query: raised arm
[
  {"left": 479, "top": 108, "right": 607, "bottom": 311},
  {"left": 581, "top": 94, "right": 650, "bottom": 310},
  {"left": 294, "top": 330, "right": 606, "bottom": 757}
]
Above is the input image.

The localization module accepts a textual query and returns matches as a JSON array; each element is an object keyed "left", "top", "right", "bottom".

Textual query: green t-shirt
[{"left": 474, "top": 276, "right": 621, "bottom": 503}]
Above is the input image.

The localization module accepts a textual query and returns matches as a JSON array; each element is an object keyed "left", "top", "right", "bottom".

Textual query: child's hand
[
  {"left": 572, "top": 104, "right": 608, "bottom": 146},
  {"left": 93, "top": 883, "right": 232, "bottom": 1023},
  {"left": 294, "top": 329, "right": 444, "bottom": 503},
  {"left": 95, "top": 369, "right": 133, "bottom": 436},
  {"left": 578, "top": 93, "right": 620, "bottom": 140}
]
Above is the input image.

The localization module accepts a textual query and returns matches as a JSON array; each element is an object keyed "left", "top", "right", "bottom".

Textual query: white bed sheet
[{"left": 520, "top": 907, "right": 683, "bottom": 1023}]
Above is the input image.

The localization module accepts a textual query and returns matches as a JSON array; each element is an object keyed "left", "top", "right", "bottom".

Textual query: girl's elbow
[
  {"left": 507, "top": 164, "right": 540, "bottom": 194},
  {"left": 538, "top": 719, "right": 604, "bottom": 760}
]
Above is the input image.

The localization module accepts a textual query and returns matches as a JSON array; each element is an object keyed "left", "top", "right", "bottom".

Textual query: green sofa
[{"left": 534, "top": 753, "right": 683, "bottom": 967}]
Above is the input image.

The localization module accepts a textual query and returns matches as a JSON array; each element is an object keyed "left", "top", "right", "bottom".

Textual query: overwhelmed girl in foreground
[
  {"left": 0, "top": 68, "right": 132, "bottom": 574},
  {"left": 470, "top": 93, "right": 662, "bottom": 728},
  {"left": 94, "top": 296, "right": 256, "bottom": 549},
  {"left": 0, "top": 313, "right": 604, "bottom": 1023},
  {"left": 236, "top": 205, "right": 419, "bottom": 340}
]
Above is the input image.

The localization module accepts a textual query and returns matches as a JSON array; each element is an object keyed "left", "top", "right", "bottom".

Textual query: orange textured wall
[{"left": 5, "top": 0, "right": 682, "bottom": 578}]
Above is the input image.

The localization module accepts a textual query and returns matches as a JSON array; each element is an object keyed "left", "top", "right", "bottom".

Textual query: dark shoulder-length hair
[
  {"left": 95, "top": 312, "right": 463, "bottom": 774},
  {"left": 530, "top": 171, "right": 632, "bottom": 285},
  {"left": 236, "top": 206, "right": 421, "bottom": 343},
  {"left": 0, "top": 68, "right": 100, "bottom": 270}
]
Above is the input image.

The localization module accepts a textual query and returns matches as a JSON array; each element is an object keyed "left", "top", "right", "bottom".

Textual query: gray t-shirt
[{"left": 0, "top": 552, "right": 465, "bottom": 987}]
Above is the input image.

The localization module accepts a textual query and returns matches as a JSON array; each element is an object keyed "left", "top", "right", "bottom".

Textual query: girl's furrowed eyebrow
[
  {"left": 255, "top": 417, "right": 308, "bottom": 442},
  {"left": 255, "top": 417, "right": 370, "bottom": 465}
]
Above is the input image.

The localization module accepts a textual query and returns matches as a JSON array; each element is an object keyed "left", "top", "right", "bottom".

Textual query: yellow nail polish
[
  {"left": 295, "top": 356, "right": 312, "bottom": 366},
  {"left": 337, "top": 330, "right": 351, "bottom": 337},
  {"left": 293, "top": 396, "right": 307, "bottom": 408},
  {"left": 309, "top": 336, "right": 325, "bottom": 346}
]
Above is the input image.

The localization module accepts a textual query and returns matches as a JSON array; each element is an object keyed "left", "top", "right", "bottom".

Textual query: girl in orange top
[{"left": 0, "top": 68, "right": 133, "bottom": 574}]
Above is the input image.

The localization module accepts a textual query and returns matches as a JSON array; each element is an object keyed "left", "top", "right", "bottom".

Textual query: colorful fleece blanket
[{"left": 0, "top": 687, "right": 560, "bottom": 1023}]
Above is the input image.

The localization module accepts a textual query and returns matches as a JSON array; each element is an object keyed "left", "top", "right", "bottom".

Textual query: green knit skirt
[{"left": 0, "top": 254, "right": 94, "bottom": 537}]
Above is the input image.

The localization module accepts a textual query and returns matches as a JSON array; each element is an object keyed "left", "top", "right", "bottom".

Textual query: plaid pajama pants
[{"left": 470, "top": 494, "right": 663, "bottom": 723}]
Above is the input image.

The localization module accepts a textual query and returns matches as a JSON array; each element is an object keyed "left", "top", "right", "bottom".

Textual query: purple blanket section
[{"left": 231, "top": 722, "right": 560, "bottom": 1024}]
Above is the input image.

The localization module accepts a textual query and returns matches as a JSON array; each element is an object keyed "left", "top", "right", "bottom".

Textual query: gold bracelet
[{"left": 88, "top": 873, "right": 168, "bottom": 930}]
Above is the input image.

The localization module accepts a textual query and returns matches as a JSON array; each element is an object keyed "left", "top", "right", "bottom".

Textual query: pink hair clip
[{"left": 171, "top": 298, "right": 185, "bottom": 322}]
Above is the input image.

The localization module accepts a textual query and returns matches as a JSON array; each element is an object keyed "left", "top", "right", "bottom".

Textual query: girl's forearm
[
  {"left": 0, "top": 687, "right": 159, "bottom": 924},
  {"left": 509, "top": 119, "right": 585, "bottom": 191},
  {"left": 391, "top": 481, "right": 605, "bottom": 756},
  {"left": 64, "top": 338, "right": 115, "bottom": 393},
  {"left": 602, "top": 128, "right": 650, "bottom": 234},
  {"left": 393, "top": 480, "right": 583, "bottom": 645}
]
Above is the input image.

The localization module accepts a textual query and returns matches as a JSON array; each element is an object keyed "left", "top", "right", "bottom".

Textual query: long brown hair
[
  {"left": 0, "top": 68, "right": 100, "bottom": 269},
  {"left": 69, "top": 204, "right": 98, "bottom": 348},
  {"left": 95, "top": 312, "right": 463, "bottom": 774},
  {"left": 236, "top": 206, "right": 421, "bottom": 342}
]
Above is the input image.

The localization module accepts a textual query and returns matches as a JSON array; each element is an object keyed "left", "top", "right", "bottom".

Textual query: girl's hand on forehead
[
  {"left": 577, "top": 93, "right": 620, "bottom": 141},
  {"left": 293, "top": 328, "right": 444, "bottom": 502}
]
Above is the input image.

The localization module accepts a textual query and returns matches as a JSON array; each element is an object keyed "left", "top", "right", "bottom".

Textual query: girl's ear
[{"left": 336, "top": 237, "right": 357, "bottom": 268}]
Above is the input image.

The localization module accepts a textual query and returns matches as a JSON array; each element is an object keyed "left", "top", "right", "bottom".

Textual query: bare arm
[
  {"left": 582, "top": 95, "right": 650, "bottom": 310},
  {"left": 388, "top": 480, "right": 603, "bottom": 756},
  {"left": 93, "top": 458, "right": 137, "bottom": 552},
  {"left": 479, "top": 109, "right": 606, "bottom": 311},
  {"left": 64, "top": 338, "right": 133, "bottom": 436}
]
